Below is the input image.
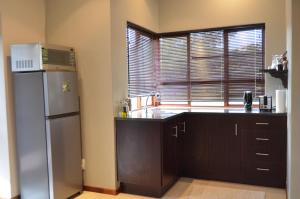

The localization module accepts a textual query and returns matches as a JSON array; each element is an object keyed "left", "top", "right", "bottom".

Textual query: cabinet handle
[
  {"left": 180, "top": 122, "right": 186, "bottom": 133},
  {"left": 235, "top": 123, "right": 238, "bottom": 136},
  {"left": 256, "top": 123, "right": 269, "bottom": 125},
  {"left": 172, "top": 126, "right": 178, "bottom": 138},
  {"left": 256, "top": 138, "right": 270, "bottom": 141},
  {"left": 256, "top": 168, "right": 270, "bottom": 172},
  {"left": 256, "top": 153, "right": 270, "bottom": 156}
]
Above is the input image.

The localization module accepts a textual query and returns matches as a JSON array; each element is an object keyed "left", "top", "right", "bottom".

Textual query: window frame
[{"left": 127, "top": 22, "right": 265, "bottom": 107}]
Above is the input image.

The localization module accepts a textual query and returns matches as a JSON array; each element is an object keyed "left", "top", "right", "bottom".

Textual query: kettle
[{"left": 243, "top": 91, "right": 253, "bottom": 111}]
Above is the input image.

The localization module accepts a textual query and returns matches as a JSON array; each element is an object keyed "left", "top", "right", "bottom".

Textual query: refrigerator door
[
  {"left": 46, "top": 114, "right": 82, "bottom": 199},
  {"left": 13, "top": 72, "right": 50, "bottom": 199},
  {"left": 43, "top": 71, "right": 79, "bottom": 116}
]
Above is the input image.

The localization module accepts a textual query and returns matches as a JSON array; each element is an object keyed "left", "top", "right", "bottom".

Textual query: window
[
  {"left": 190, "top": 31, "right": 225, "bottom": 106},
  {"left": 227, "top": 29, "right": 264, "bottom": 105},
  {"left": 127, "top": 26, "right": 156, "bottom": 97},
  {"left": 159, "top": 36, "right": 188, "bottom": 104},
  {"left": 127, "top": 23, "right": 265, "bottom": 106}
]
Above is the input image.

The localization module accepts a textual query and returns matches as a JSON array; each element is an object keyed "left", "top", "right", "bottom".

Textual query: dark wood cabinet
[
  {"left": 205, "top": 115, "right": 242, "bottom": 182},
  {"left": 116, "top": 120, "right": 163, "bottom": 197},
  {"left": 177, "top": 117, "right": 187, "bottom": 176},
  {"left": 162, "top": 118, "right": 179, "bottom": 189},
  {"left": 183, "top": 114, "right": 208, "bottom": 178},
  {"left": 240, "top": 116, "right": 287, "bottom": 188},
  {"left": 183, "top": 114, "right": 242, "bottom": 182},
  {"left": 116, "top": 116, "right": 184, "bottom": 197},
  {"left": 116, "top": 113, "right": 287, "bottom": 197}
]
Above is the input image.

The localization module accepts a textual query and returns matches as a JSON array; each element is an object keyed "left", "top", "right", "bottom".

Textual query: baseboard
[{"left": 83, "top": 185, "right": 120, "bottom": 195}]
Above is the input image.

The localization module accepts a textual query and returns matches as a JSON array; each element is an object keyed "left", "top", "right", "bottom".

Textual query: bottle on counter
[
  {"left": 119, "top": 99, "right": 130, "bottom": 118},
  {"left": 121, "top": 106, "right": 127, "bottom": 118}
]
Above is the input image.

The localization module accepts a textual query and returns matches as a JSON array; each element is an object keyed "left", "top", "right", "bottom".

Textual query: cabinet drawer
[
  {"left": 243, "top": 162, "right": 286, "bottom": 188},
  {"left": 242, "top": 129, "right": 286, "bottom": 163},
  {"left": 244, "top": 149, "right": 285, "bottom": 164},
  {"left": 243, "top": 116, "right": 286, "bottom": 130}
]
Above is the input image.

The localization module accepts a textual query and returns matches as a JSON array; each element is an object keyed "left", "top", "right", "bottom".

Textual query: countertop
[{"left": 115, "top": 107, "right": 287, "bottom": 121}]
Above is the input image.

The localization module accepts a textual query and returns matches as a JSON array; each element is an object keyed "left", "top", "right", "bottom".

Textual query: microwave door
[
  {"left": 46, "top": 48, "right": 76, "bottom": 67},
  {"left": 43, "top": 71, "right": 79, "bottom": 117}
]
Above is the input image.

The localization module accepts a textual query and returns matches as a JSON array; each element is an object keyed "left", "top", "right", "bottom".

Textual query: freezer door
[
  {"left": 43, "top": 71, "right": 79, "bottom": 116},
  {"left": 46, "top": 114, "right": 82, "bottom": 199}
]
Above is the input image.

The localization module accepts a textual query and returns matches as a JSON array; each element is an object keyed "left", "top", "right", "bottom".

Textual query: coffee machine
[
  {"left": 244, "top": 91, "right": 253, "bottom": 111},
  {"left": 259, "top": 96, "right": 273, "bottom": 112}
]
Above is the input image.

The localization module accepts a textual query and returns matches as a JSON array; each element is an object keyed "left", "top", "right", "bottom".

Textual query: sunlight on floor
[{"left": 76, "top": 178, "right": 286, "bottom": 199}]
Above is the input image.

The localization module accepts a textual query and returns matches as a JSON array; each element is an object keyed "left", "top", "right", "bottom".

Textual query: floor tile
[{"left": 76, "top": 178, "right": 286, "bottom": 199}]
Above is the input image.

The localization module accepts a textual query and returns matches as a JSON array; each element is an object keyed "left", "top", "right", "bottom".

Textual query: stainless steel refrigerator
[{"left": 13, "top": 71, "right": 83, "bottom": 199}]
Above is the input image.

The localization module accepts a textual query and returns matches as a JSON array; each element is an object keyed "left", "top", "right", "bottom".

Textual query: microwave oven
[{"left": 11, "top": 43, "right": 76, "bottom": 72}]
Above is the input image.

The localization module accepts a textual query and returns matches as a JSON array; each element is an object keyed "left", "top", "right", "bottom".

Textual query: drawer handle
[
  {"left": 256, "top": 123, "right": 269, "bottom": 125},
  {"left": 256, "top": 153, "right": 270, "bottom": 156},
  {"left": 256, "top": 168, "right": 270, "bottom": 172},
  {"left": 256, "top": 138, "right": 270, "bottom": 141}
]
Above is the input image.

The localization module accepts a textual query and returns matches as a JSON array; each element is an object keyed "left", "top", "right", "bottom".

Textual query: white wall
[
  {"left": 0, "top": 15, "right": 12, "bottom": 199},
  {"left": 286, "top": 0, "right": 300, "bottom": 198},
  {"left": 46, "top": 0, "right": 116, "bottom": 189},
  {"left": 47, "top": 0, "right": 161, "bottom": 189},
  {"left": 0, "top": 1, "right": 46, "bottom": 198},
  {"left": 159, "top": 0, "right": 286, "bottom": 101},
  {"left": 111, "top": 0, "right": 159, "bottom": 113}
]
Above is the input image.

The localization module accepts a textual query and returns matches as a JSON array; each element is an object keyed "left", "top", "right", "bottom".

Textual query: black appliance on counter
[
  {"left": 259, "top": 95, "right": 273, "bottom": 112},
  {"left": 243, "top": 91, "right": 253, "bottom": 111}
]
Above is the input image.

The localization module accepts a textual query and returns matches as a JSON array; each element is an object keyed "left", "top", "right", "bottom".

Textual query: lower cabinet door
[
  {"left": 183, "top": 115, "right": 209, "bottom": 178},
  {"left": 162, "top": 119, "right": 179, "bottom": 188},
  {"left": 206, "top": 115, "right": 242, "bottom": 182}
]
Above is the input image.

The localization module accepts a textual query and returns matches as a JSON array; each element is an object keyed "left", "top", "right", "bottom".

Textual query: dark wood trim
[
  {"left": 127, "top": 21, "right": 265, "bottom": 39},
  {"left": 262, "top": 27, "right": 266, "bottom": 92},
  {"left": 127, "top": 21, "right": 158, "bottom": 39},
  {"left": 126, "top": 27, "right": 130, "bottom": 98},
  {"left": 191, "top": 52, "right": 264, "bottom": 60},
  {"left": 159, "top": 23, "right": 265, "bottom": 37},
  {"left": 224, "top": 31, "right": 229, "bottom": 106},
  {"left": 161, "top": 79, "right": 264, "bottom": 86},
  {"left": 153, "top": 38, "right": 161, "bottom": 101},
  {"left": 187, "top": 34, "right": 191, "bottom": 106},
  {"left": 83, "top": 185, "right": 120, "bottom": 195}
]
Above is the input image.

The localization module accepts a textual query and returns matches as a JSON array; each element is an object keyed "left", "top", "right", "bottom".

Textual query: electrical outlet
[{"left": 81, "top": 158, "right": 86, "bottom": 170}]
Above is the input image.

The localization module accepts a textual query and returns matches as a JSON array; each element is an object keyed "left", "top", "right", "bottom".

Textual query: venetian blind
[
  {"left": 190, "top": 31, "right": 225, "bottom": 102},
  {"left": 228, "top": 28, "right": 264, "bottom": 103},
  {"left": 158, "top": 37, "right": 188, "bottom": 102},
  {"left": 127, "top": 24, "right": 265, "bottom": 105},
  {"left": 127, "top": 27, "right": 155, "bottom": 97}
]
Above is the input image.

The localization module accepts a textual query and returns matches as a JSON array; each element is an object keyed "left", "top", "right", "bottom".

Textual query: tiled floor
[{"left": 76, "top": 178, "right": 286, "bottom": 199}]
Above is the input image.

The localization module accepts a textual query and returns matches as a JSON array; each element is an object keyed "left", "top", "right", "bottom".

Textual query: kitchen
[{"left": 0, "top": 0, "right": 299, "bottom": 199}]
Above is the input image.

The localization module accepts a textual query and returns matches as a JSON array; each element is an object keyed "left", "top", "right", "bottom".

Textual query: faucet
[{"left": 145, "top": 92, "right": 161, "bottom": 113}]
